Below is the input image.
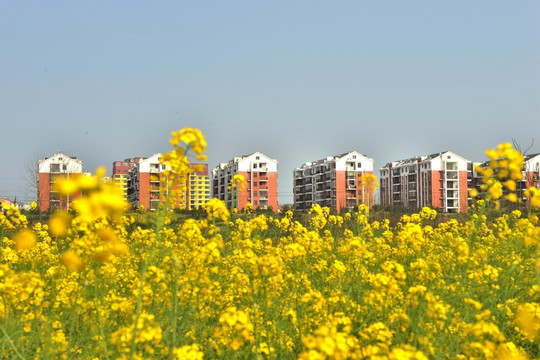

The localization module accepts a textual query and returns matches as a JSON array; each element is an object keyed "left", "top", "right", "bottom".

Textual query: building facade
[
  {"left": 126, "top": 154, "right": 210, "bottom": 211},
  {"left": 187, "top": 164, "right": 211, "bottom": 210},
  {"left": 293, "top": 151, "right": 375, "bottom": 212},
  {"left": 112, "top": 158, "right": 141, "bottom": 201},
  {"left": 523, "top": 153, "right": 540, "bottom": 188},
  {"left": 522, "top": 153, "right": 540, "bottom": 207},
  {"left": 379, "top": 151, "right": 471, "bottom": 213},
  {"left": 212, "top": 152, "right": 278, "bottom": 210},
  {"left": 38, "top": 151, "right": 83, "bottom": 211}
]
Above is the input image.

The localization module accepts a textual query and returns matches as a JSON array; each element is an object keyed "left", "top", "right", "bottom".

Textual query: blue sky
[{"left": 1, "top": 1, "right": 539, "bottom": 204}]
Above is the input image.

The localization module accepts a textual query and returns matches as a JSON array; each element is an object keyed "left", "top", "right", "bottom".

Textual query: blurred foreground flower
[{"left": 13, "top": 229, "right": 36, "bottom": 251}]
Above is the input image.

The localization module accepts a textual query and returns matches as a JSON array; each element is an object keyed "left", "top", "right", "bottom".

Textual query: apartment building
[
  {"left": 112, "top": 158, "right": 141, "bottom": 201},
  {"left": 212, "top": 152, "right": 278, "bottom": 210},
  {"left": 126, "top": 154, "right": 210, "bottom": 211},
  {"left": 293, "top": 151, "right": 375, "bottom": 212},
  {"left": 187, "top": 164, "right": 211, "bottom": 209},
  {"left": 379, "top": 151, "right": 470, "bottom": 213},
  {"left": 524, "top": 153, "right": 540, "bottom": 186},
  {"left": 38, "top": 151, "right": 83, "bottom": 211}
]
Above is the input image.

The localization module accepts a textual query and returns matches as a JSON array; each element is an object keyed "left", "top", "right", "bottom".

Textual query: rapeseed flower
[
  {"left": 1, "top": 130, "right": 538, "bottom": 359},
  {"left": 13, "top": 229, "right": 36, "bottom": 251}
]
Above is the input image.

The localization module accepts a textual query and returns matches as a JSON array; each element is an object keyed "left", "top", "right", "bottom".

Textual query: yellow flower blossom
[
  {"left": 49, "top": 211, "right": 72, "bottom": 237},
  {"left": 61, "top": 250, "right": 84, "bottom": 271},
  {"left": 13, "top": 229, "right": 37, "bottom": 251}
]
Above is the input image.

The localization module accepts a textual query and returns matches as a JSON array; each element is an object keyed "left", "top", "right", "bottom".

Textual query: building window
[
  {"left": 254, "top": 173, "right": 258, "bottom": 178},
  {"left": 254, "top": 182, "right": 257, "bottom": 187},
  {"left": 256, "top": 156, "right": 260, "bottom": 160},
  {"left": 253, "top": 164, "right": 257, "bottom": 169},
  {"left": 254, "top": 200, "right": 258, "bottom": 205},
  {"left": 254, "top": 191, "right": 258, "bottom": 196}
]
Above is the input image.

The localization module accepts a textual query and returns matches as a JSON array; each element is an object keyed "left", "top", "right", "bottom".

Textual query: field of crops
[{"left": 1, "top": 129, "right": 539, "bottom": 359}]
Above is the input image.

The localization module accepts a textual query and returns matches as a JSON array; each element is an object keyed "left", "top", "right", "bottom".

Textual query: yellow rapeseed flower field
[{"left": 0, "top": 128, "right": 539, "bottom": 359}]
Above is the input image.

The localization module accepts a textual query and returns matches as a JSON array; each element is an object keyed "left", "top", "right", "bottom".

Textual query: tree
[{"left": 511, "top": 138, "right": 534, "bottom": 155}]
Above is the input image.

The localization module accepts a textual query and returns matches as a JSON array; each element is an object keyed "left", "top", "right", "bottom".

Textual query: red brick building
[
  {"left": 212, "top": 152, "right": 278, "bottom": 211},
  {"left": 37, "top": 151, "right": 83, "bottom": 211},
  {"left": 112, "top": 158, "right": 141, "bottom": 201},
  {"left": 379, "top": 151, "right": 471, "bottom": 213},
  {"left": 293, "top": 151, "right": 375, "bottom": 212},
  {"left": 523, "top": 154, "right": 540, "bottom": 204},
  {"left": 126, "top": 154, "right": 210, "bottom": 211}
]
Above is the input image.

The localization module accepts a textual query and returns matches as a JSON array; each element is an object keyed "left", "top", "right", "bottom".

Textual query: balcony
[
  {"left": 445, "top": 162, "right": 458, "bottom": 171},
  {"left": 446, "top": 181, "right": 458, "bottom": 189},
  {"left": 346, "top": 191, "right": 356, "bottom": 199},
  {"left": 446, "top": 171, "right": 458, "bottom": 180}
]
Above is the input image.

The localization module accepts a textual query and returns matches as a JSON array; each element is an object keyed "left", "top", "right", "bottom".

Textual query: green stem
[
  {"left": 163, "top": 247, "right": 180, "bottom": 358},
  {"left": 0, "top": 324, "right": 25, "bottom": 360},
  {"left": 129, "top": 149, "right": 189, "bottom": 359},
  {"left": 93, "top": 269, "right": 110, "bottom": 360},
  {"left": 129, "top": 214, "right": 162, "bottom": 359}
]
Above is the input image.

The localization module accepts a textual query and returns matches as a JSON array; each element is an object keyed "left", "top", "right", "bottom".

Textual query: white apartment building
[
  {"left": 293, "top": 151, "right": 375, "bottom": 211},
  {"left": 212, "top": 152, "right": 278, "bottom": 210}
]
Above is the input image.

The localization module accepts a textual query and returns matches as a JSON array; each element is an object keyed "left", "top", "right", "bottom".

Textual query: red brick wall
[
  {"left": 38, "top": 173, "right": 51, "bottom": 211},
  {"left": 38, "top": 172, "right": 82, "bottom": 211},
  {"left": 430, "top": 171, "right": 442, "bottom": 209},
  {"left": 139, "top": 172, "right": 150, "bottom": 210},
  {"left": 234, "top": 170, "right": 279, "bottom": 211},
  {"left": 335, "top": 171, "right": 347, "bottom": 210},
  {"left": 237, "top": 171, "right": 251, "bottom": 210},
  {"left": 459, "top": 170, "right": 469, "bottom": 213},
  {"left": 267, "top": 171, "right": 278, "bottom": 210}
]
